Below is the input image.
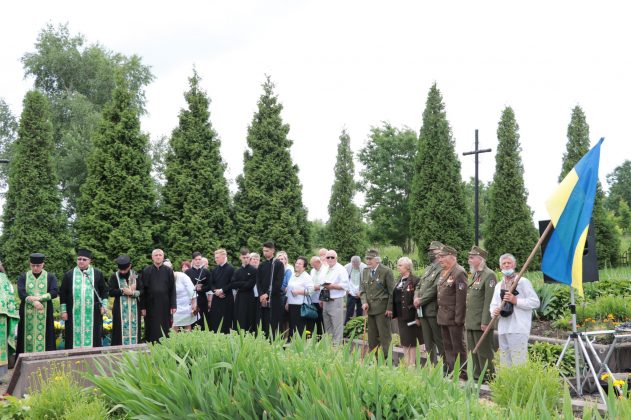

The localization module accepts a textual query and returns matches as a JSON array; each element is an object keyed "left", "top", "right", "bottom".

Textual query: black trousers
[
  {"left": 345, "top": 295, "right": 363, "bottom": 324},
  {"left": 288, "top": 304, "right": 309, "bottom": 339},
  {"left": 259, "top": 297, "right": 283, "bottom": 338}
]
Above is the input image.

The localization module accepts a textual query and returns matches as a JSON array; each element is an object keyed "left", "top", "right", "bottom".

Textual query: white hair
[{"left": 499, "top": 253, "right": 517, "bottom": 265}]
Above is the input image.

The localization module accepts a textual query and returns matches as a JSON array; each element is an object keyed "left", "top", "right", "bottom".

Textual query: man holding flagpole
[{"left": 490, "top": 253, "right": 539, "bottom": 367}]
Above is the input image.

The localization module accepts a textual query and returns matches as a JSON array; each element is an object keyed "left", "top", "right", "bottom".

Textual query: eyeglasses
[{"left": 326, "top": 256, "right": 336, "bottom": 260}]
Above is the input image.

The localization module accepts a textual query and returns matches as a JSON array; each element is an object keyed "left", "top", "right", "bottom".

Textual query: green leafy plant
[
  {"left": 528, "top": 341, "right": 575, "bottom": 377},
  {"left": 343, "top": 315, "right": 366, "bottom": 338}
]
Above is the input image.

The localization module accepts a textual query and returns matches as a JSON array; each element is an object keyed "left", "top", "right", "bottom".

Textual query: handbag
[
  {"left": 301, "top": 292, "right": 319, "bottom": 319},
  {"left": 318, "top": 287, "right": 331, "bottom": 302}
]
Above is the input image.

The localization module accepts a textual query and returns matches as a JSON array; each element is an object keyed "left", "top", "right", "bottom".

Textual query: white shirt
[
  {"left": 286, "top": 271, "right": 314, "bottom": 305},
  {"left": 322, "top": 262, "right": 349, "bottom": 300},
  {"left": 310, "top": 265, "right": 328, "bottom": 303},
  {"left": 173, "top": 271, "right": 196, "bottom": 327},
  {"left": 490, "top": 276, "right": 540, "bottom": 335}
]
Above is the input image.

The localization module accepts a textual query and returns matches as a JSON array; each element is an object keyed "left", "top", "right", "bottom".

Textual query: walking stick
[
  {"left": 473, "top": 222, "right": 553, "bottom": 353},
  {"left": 361, "top": 311, "right": 368, "bottom": 360}
]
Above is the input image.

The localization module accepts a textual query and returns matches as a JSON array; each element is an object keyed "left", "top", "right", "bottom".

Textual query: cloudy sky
[{"left": 1, "top": 1, "right": 629, "bottom": 224}]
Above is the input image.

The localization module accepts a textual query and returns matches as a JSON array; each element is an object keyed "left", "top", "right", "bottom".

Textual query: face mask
[
  {"left": 501, "top": 269, "right": 514, "bottom": 277},
  {"left": 427, "top": 252, "right": 436, "bottom": 263}
]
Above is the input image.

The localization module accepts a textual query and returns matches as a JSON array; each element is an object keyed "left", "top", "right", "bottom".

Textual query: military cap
[
  {"left": 428, "top": 241, "right": 444, "bottom": 250},
  {"left": 77, "top": 248, "right": 92, "bottom": 259},
  {"left": 468, "top": 245, "right": 488, "bottom": 260},
  {"left": 116, "top": 255, "right": 132, "bottom": 269},
  {"left": 439, "top": 245, "right": 458, "bottom": 256},
  {"left": 29, "top": 253, "right": 45, "bottom": 264},
  {"left": 364, "top": 249, "right": 380, "bottom": 259}
]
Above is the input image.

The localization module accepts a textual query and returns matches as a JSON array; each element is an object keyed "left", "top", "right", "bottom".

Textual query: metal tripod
[{"left": 555, "top": 288, "right": 615, "bottom": 404}]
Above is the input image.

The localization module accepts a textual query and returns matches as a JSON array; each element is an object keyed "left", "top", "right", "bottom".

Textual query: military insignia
[
  {"left": 446, "top": 277, "right": 454, "bottom": 285},
  {"left": 489, "top": 279, "right": 496, "bottom": 288},
  {"left": 458, "top": 283, "right": 465, "bottom": 290}
]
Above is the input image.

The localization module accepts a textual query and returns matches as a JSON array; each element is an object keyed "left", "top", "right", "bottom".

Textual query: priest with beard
[
  {"left": 140, "top": 249, "right": 176, "bottom": 343},
  {"left": 16, "top": 253, "right": 58, "bottom": 356},
  {"left": 206, "top": 249, "right": 235, "bottom": 334},
  {"left": 109, "top": 255, "right": 142, "bottom": 346},
  {"left": 185, "top": 251, "right": 211, "bottom": 329},
  {"left": 60, "top": 249, "right": 108, "bottom": 349}
]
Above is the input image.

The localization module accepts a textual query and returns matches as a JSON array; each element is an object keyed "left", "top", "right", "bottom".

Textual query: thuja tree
[
  {"left": 409, "top": 84, "right": 472, "bottom": 264},
  {"left": 76, "top": 77, "right": 157, "bottom": 271},
  {"left": 326, "top": 130, "right": 366, "bottom": 262},
  {"left": 560, "top": 106, "right": 620, "bottom": 267},
  {"left": 484, "top": 107, "right": 539, "bottom": 269},
  {"left": 0, "top": 91, "right": 72, "bottom": 277},
  {"left": 233, "top": 77, "right": 310, "bottom": 258},
  {"left": 160, "top": 70, "right": 237, "bottom": 263}
]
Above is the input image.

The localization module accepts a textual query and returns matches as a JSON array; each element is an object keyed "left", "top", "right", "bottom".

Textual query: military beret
[
  {"left": 468, "top": 246, "right": 488, "bottom": 260},
  {"left": 77, "top": 248, "right": 92, "bottom": 259},
  {"left": 116, "top": 255, "right": 131, "bottom": 269},
  {"left": 364, "top": 249, "right": 379, "bottom": 259},
  {"left": 29, "top": 253, "right": 45, "bottom": 264},
  {"left": 439, "top": 245, "right": 458, "bottom": 256},
  {"left": 428, "top": 241, "right": 444, "bottom": 250}
]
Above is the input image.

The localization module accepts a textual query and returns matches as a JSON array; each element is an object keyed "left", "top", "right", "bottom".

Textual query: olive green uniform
[
  {"left": 360, "top": 264, "right": 395, "bottom": 355},
  {"left": 413, "top": 262, "right": 444, "bottom": 364},
  {"left": 465, "top": 265, "right": 497, "bottom": 379},
  {"left": 437, "top": 264, "right": 467, "bottom": 371}
]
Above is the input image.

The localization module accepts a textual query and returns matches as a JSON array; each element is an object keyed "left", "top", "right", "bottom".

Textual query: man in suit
[
  {"left": 207, "top": 248, "right": 235, "bottom": 334},
  {"left": 360, "top": 249, "right": 395, "bottom": 355}
]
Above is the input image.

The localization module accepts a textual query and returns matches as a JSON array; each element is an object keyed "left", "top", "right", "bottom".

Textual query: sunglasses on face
[{"left": 326, "top": 256, "right": 336, "bottom": 260}]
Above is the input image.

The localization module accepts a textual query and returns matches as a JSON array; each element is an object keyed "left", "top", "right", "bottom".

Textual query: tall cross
[{"left": 463, "top": 129, "right": 492, "bottom": 246}]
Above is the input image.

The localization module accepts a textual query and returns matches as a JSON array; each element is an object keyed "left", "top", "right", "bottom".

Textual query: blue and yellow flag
[{"left": 541, "top": 138, "right": 603, "bottom": 296}]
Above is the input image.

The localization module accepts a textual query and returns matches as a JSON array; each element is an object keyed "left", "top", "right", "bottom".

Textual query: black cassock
[
  {"left": 60, "top": 268, "right": 108, "bottom": 349},
  {"left": 184, "top": 266, "right": 211, "bottom": 330},
  {"left": 108, "top": 271, "right": 142, "bottom": 346},
  {"left": 16, "top": 272, "right": 58, "bottom": 355},
  {"left": 206, "top": 263, "right": 235, "bottom": 334},
  {"left": 256, "top": 258, "right": 285, "bottom": 336},
  {"left": 231, "top": 264, "right": 258, "bottom": 332},
  {"left": 140, "top": 264, "right": 176, "bottom": 343}
]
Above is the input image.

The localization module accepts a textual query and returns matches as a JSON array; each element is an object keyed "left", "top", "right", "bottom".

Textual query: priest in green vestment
[
  {"left": 16, "top": 253, "right": 58, "bottom": 357},
  {"left": 109, "top": 255, "right": 142, "bottom": 345},
  {"left": 0, "top": 262, "right": 20, "bottom": 379}
]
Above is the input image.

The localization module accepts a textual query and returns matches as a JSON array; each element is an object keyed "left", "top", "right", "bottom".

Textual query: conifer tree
[
  {"left": 409, "top": 84, "right": 472, "bottom": 263},
  {"left": 0, "top": 91, "right": 72, "bottom": 278},
  {"left": 326, "top": 130, "right": 366, "bottom": 262},
  {"left": 560, "top": 106, "right": 620, "bottom": 267},
  {"left": 233, "top": 77, "right": 310, "bottom": 258},
  {"left": 160, "top": 70, "right": 236, "bottom": 262},
  {"left": 76, "top": 77, "right": 157, "bottom": 271},
  {"left": 484, "top": 107, "right": 539, "bottom": 268}
]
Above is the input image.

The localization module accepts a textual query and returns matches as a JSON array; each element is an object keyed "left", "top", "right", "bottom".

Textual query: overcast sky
[{"left": 1, "top": 1, "right": 629, "bottom": 225}]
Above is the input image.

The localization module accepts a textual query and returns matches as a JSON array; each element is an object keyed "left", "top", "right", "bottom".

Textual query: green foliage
[
  {"left": 583, "top": 277, "right": 631, "bottom": 301},
  {"left": 233, "top": 77, "right": 310, "bottom": 259},
  {"left": 358, "top": 123, "right": 417, "bottom": 253},
  {"left": 3, "top": 363, "right": 109, "bottom": 419},
  {"left": 533, "top": 283, "right": 572, "bottom": 321},
  {"left": 343, "top": 315, "right": 366, "bottom": 338},
  {"left": 308, "top": 219, "right": 328, "bottom": 249},
  {"left": 614, "top": 200, "right": 631, "bottom": 234},
  {"left": 89, "top": 330, "right": 499, "bottom": 418},
  {"left": 485, "top": 107, "right": 539, "bottom": 269},
  {"left": 160, "top": 70, "right": 237, "bottom": 262},
  {"left": 76, "top": 77, "right": 157, "bottom": 271},
  {"left": 0, "top": 91, "right": 72, "bottom": 278},
  {"left": 606, "top": 160, "right": 631, "bottom": 212},
  {"left": 325, "top": 130, "right": 367, "bottom": 262},
  {"left": 560, "top": 106, "right": 620, "bottom": 268},
  {"left": 463, "top": 177, "right": 491, "bottom": 243},
  {"left": 21, "top": 23, "right": 153, "bottom": 216},
  {"left": 0, "top": 98, "right": 18, "bottom": 189},
  {"left": 490, "top": 357, "right": 564, "bottom": 416},
  {"left": 576, "top": 295, "right": 631, "bottom": 322},
  {"left": 409, "top": 84, "right": 473, "bottom": 264},
  {"left": 528, "top": 341, "right": 575, "bottom": 377}
]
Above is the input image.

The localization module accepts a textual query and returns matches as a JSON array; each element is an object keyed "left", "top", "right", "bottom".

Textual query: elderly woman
[
  {"left": 169, "top": 260, "right": 197, "bottom": 332},
  {"left": 284, "top": 256, "right": 314, "bottom": 339},
  {"left": 393, "top": 257, "right": 423, "bottom": 366}
]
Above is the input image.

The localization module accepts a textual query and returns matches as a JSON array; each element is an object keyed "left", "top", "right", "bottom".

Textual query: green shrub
[
  {"left": 89, "top": 330, "right": 500, "bottom": 418},
  {"left": 528, "top": 341, "right": 575, "bottom": 377},
  {"left": 343, "top": 315, "right": 366, "bottom": 338},
  {"left": 577, "top": 295, "right": 631, "bottom": 323},
  {"left": 490, "top": 358, "right": 564, "bottom": 416},
  {"left": 584, "top": 278, "right": 631, "bottom": 301}
]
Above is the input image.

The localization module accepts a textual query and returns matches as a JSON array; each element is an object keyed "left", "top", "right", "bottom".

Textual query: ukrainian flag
[{"left": 542, "top": 138, "right": 603, "bottom": 296}]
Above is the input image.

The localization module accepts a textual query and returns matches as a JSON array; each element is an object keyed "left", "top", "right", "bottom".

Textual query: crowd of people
[{"left": 0, "top": 240, "right": 540, "bottom": 382}]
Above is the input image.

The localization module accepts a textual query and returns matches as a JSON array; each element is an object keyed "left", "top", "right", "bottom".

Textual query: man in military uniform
[
  {"left": 413, "top": 241, "right": 445, "bottom": 365},
  {"left": 360, "top": 249, "right": 395, "bottom": 355},
  {"left": 464, "top": 246, "right": 497, "bottom": 380},
  {"left": 436, "top": 245, "right": 467, "bottom": 374}
]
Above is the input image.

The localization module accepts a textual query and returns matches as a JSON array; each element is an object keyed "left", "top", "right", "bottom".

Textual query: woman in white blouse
[
  {"left": 169, "top": 260, "right": 197, "bottom": 332},
  {"left": 285, "top": 256, "right": 314, "bottom": 339}
]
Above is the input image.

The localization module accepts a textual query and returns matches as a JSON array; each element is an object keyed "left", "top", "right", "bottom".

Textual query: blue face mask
[{"left": 501, "top": 269, "right": 514, "bottom": 277}]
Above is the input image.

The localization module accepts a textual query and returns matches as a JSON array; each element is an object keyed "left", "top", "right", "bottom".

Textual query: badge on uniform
[
  {"left": 458, "top": 283, "right": 465, "bottom": 290},
  {"left": 446, "top": 277, "right": 454, "bottom": 286},
  {"left": 489, "top": 279, "right": 496, "bottom": 288}
]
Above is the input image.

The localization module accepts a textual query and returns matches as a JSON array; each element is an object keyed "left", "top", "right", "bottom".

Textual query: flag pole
[{"left": 473, "top": 221, "right": 554, "bottom": 353}]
